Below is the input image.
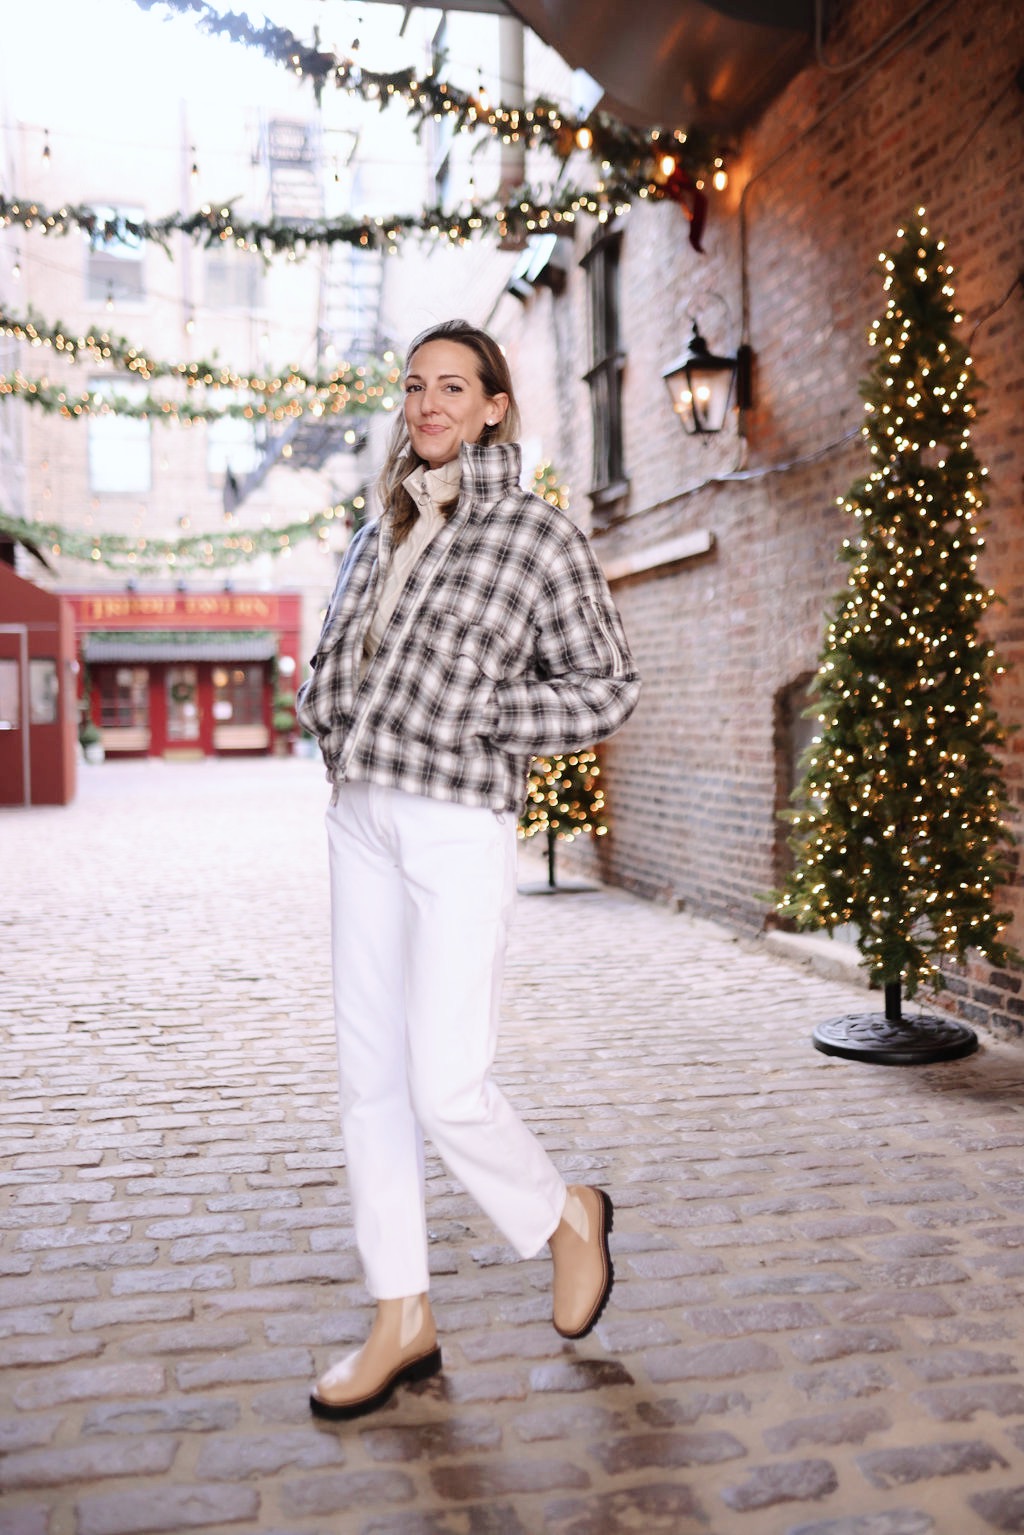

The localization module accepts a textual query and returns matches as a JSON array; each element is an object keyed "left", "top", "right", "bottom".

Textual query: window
[
  {"left": 88, "top": 377, "right": 151, "bottom": 493},
  {"left": 212, "top": 664, "right": 264, "bottom": 725},
  {"left": 207, "top": 396, "right": 263, "bottom": 484},
  {"left": 581, "top": 228, "right": 627, "bottom": 509},
  {"left": 29, "top": 659, "right": 58, "bottom": 725},
  {"left": 86, "top": 206, "right": 145, "bottom": 305},
  {"left": 0, "top": 660, "right": 18, "bottom": 729},
  {"left": 204, "top": 245, "right": 265, "bottom": 312},
  {"left": 99, "top": 668, "right": 149, "bottom": 728}
]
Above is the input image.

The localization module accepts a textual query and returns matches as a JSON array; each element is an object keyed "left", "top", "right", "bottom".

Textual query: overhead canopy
[
  {"left": 502, "top": 0, "right": 816, "bottom": 134},
  {"left": 82, "top": 631, "right": 277, "bottom": 664},
  {"left": 368, "top": 0, "right": 816, "bottom": 134}
]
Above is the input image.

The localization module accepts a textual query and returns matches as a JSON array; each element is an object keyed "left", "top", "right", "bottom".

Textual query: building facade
[
  {"left": 376, "top": 0, "right": 1024, "bottom": 1039},
  {"left": 68, "top": 588, "right": 302, "bottom": 759}
]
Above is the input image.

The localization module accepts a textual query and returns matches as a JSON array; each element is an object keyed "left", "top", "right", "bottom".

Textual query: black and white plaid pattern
[{"left": 296, "top": 442, "right": 641, "bottom": 812}]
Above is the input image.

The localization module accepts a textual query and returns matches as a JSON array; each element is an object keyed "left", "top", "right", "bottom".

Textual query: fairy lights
[
  {"left": 0, "top": 307, "right": 401, "bottom": 424},
  {"left": 130, "top": 0, "right": 721, "bottom": 200},
  {"left": 0, "top": 497, "right": 354, "bottom": 571},
  {"left": 779, "top": 211, "right": 1016, "bottom": 998},
  {"left": 519, "top": 752, "right": 607, "bottom": 844},
  {"left": 0, "top": 172, "right": 708, "bottom": 259}
]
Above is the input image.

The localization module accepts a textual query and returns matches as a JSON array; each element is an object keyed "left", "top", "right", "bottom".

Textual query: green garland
[
  {"left": 132, "top": 0, "right": 721, "bottom": 181},
  {"left": 0, "top": 306, "right": 399, "bottom": 400},
  {"left": 0, "top": 463, "right": 566, "bottom": 574},
  {"left": 0, "top": 499, "right": 361, "bottom": 570},
  {"left": 0, "top": 372, "right": 397, "bottom": 424},
  {"left": 0, "top": 307, "right": 401, "bottom": 423},
  {"left": 0, "top": 171, "right": 701, "bottom": 260}
]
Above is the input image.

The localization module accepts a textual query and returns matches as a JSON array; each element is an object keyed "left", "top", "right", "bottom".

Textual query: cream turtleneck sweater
[{"left": 360, "top": 457, "right": 462, "bottom": 676}]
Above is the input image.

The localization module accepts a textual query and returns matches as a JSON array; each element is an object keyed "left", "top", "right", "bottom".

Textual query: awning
[
  {"left": 82, "top": 630, "right": 278, "bottom": 664},
  {"left": 368, "top": 0, "right": 816, "bottom": 135},
  {"left": 502, "top": 0, "right": 815, "bottom": 134}
]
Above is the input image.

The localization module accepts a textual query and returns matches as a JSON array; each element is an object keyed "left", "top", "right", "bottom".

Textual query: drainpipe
[{"left": 498, "top": 15, "right": 526, "bottom": 250}]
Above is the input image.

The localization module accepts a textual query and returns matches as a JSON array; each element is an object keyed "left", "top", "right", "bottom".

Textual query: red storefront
[
  {"left": 0, "top": 563, "right": 78, "bottom": 805},
  {"left": 65, "top": 590, "right": 302, "bottom": 759}
]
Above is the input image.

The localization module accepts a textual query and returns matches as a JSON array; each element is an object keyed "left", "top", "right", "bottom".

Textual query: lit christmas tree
[
  {"left": 779, "top": 210, "right": 1016, "bottom": 1061},
  {"left": 520, "top": 466, "right": 608, "bottom": 888},
  {"left": 519, "top": 751, "right": 607, "bottom": 889}
]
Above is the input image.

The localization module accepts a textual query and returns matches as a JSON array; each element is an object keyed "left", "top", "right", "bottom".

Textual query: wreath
[{"left": 170, "top": 680, "right": 194, "bottom": 704}]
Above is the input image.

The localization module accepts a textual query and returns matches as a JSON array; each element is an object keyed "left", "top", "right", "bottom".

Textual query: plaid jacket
[{"left": 296, "top": 441, "right": 641, "bottom": 812}]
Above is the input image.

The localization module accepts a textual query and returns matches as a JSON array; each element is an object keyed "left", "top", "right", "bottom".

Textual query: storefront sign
[{"left": 72, "top": 592, "right": 282, "bottom": 628}]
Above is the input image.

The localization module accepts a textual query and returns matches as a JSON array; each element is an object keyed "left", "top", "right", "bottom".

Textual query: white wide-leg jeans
[{"left": 326, "top": 780, "right": 568, "bottom": 1299}]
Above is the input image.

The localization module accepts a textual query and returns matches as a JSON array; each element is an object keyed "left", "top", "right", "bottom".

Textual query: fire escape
[{"left": 224, "top": 118, "right": 384, "bottom": 513}]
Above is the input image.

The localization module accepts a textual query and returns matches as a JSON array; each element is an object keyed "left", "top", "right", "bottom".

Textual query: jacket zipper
[
  {"left": 587, "top": 596, "right": 626, "bottom": 679},
  {"left": 334, "top": 518, "right": 460, "bottom": 780}
]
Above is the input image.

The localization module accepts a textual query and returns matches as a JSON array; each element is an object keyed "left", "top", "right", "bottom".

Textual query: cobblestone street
[{"left": 3, "top": 757, "right": 1024, "bottom": 1535}]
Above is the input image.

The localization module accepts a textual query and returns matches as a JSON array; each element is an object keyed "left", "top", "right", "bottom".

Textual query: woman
[{"left": 297, "top": 319, "right": 640, "bottom": 1420}]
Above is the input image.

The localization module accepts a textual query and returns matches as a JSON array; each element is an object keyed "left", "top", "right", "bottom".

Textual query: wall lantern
[{"left": 662, "top": 322, "right": 751, "bottom": 436}]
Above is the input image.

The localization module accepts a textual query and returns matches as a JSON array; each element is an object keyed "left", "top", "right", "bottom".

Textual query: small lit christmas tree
[
  {"left": 532, "top": 460, "right": 571, "bottom": 513},
  {"left": 520, "top": 466, "right": 609, "bottom": 887},
  {"left": 519, "top": 751, "right": 607, "bottom": 889},
  {"left": 779, "top": 210, "right": 1016, "bottom": 1062}
]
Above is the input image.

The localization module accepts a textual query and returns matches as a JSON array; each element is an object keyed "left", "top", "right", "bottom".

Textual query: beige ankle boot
[
  {"left": 309, "top": 1294, "right": 442, "bottom": 1420},
  {"left": 549, "top": 1185, "right": 614, "bottom": 1339}
]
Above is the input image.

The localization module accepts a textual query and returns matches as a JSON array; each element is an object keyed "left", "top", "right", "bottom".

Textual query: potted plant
[
  {"left": 79, "top": 717, "right": 105, "bottom": 764},
  {"left": 271, "top": 689, "right": 297, "bottom": 756}
]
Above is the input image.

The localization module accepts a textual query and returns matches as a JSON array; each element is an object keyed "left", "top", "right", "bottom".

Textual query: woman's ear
[{"left": 486, "top": 393, "right": 510, "bottom": 427}]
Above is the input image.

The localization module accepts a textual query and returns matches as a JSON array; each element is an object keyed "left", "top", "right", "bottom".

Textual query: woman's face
[{"left": 403, "top": 339, "right": 509, "bottom": 469}]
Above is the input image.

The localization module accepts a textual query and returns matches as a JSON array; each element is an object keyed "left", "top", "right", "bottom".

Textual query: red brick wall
[{"left": 505, "top": 0, "right": 1024, "bottom": 1038}]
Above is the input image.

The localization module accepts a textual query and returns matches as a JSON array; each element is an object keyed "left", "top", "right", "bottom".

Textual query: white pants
[{"left": 326, "top": 780, "right": 568, "bottom": 1299}]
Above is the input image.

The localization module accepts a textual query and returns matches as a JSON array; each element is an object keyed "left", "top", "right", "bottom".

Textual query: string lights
[
  {"left": 130, "top": 0, "right": 721, "bottom": 229},
  {"left": 779, "top": 210, "right": 1016, "bottom": 999},
  {"left": 0, "top": 461, "right": 561, "bottom": 576},
  {"left": 520, "top": 748, "right": 608, "bottom": 889},
  {"left": 0, "top": 496, "right": 364, "bottom": 571},
  {"left": 0, "top": 306, "right": 401, "bottom": 423},
  {"left": 0, "top": 155, "right": 707, "bottom": 262}
]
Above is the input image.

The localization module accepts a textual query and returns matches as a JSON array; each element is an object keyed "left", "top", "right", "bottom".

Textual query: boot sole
[
  {"left": 555, "top": 1188, "right": 615, "bottom": 1340},
  {"left": 309, "top": 1344, "right": 443, "bottom": 1421}
]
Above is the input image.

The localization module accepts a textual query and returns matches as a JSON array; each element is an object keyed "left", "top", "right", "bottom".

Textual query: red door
[{"left": 0, "top": 626, "right": 29, "bottom": 806}]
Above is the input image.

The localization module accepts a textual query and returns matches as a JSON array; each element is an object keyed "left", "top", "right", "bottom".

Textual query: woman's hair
[{"left": 377, "top": 319, "right": 522, "bottom": 546}]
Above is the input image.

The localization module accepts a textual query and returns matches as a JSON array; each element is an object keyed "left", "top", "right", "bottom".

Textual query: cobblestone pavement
[{"left": 3, "top": 758, "right": 1024, "bottom": 1535}]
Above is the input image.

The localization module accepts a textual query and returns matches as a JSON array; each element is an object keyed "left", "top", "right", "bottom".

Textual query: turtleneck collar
[
  {"left": 401, "top": 441, "right": 523, "bottom": 521},
  {"left": 404, "top": 455, "right": 462, "bottom": 509}
]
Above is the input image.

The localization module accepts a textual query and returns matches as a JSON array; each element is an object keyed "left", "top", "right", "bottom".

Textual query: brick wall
[{"left": 503, "top": 0, "right": 1024, "bottom": 1039}]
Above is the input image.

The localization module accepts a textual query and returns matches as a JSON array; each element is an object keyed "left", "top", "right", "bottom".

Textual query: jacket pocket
[{"left": 396, "top": 624, "right": 501, "bottom": 748}]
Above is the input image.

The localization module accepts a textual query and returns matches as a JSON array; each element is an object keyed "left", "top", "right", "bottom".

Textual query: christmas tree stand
[
  {"left": 812, "top": 982, "right": 977, "bottom": 1065},
  {"left": 518, "top": 829, "right": 600, "bottom": 895}
]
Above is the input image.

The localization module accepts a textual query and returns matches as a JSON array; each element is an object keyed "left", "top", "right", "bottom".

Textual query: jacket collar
[{"left": 457, "top": 441, "right": 523, "bottom": 514}]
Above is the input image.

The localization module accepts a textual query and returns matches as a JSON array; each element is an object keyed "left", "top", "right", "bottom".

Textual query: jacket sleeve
[{"left": 486, "top": 526, "right": 641, "bottom": 754}]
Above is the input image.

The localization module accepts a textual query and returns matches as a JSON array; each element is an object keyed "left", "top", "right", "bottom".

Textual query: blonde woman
[{"left": 297, "top": 319, "right": 640, "bottom": 1420}]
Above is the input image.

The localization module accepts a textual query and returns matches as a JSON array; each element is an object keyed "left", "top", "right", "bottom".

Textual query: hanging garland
[
  {"left": 131, "top": 0, "right": 723, "bottom": 204},
  {"left": 0, "top": 162, "right": 704, "bottom": 259},
  {"left": 0, "top": 371, "right": 398, "bottom": 424},
  {"left": 0, "top": 306, "right": 401, "bottom": 423},
  {"left": 0, "top": 306, "right": 399, "bottom": 400},
  {"left": 0, "top": 463, "right": 567, "bottom": 574},
  {"left": 0, "top": 496, "right": 364, "bottom": 571}
]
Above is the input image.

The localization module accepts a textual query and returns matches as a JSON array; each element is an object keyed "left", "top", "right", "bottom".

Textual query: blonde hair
[{"left": 378, "top": 320, "right": 521, "bottom": 547}]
